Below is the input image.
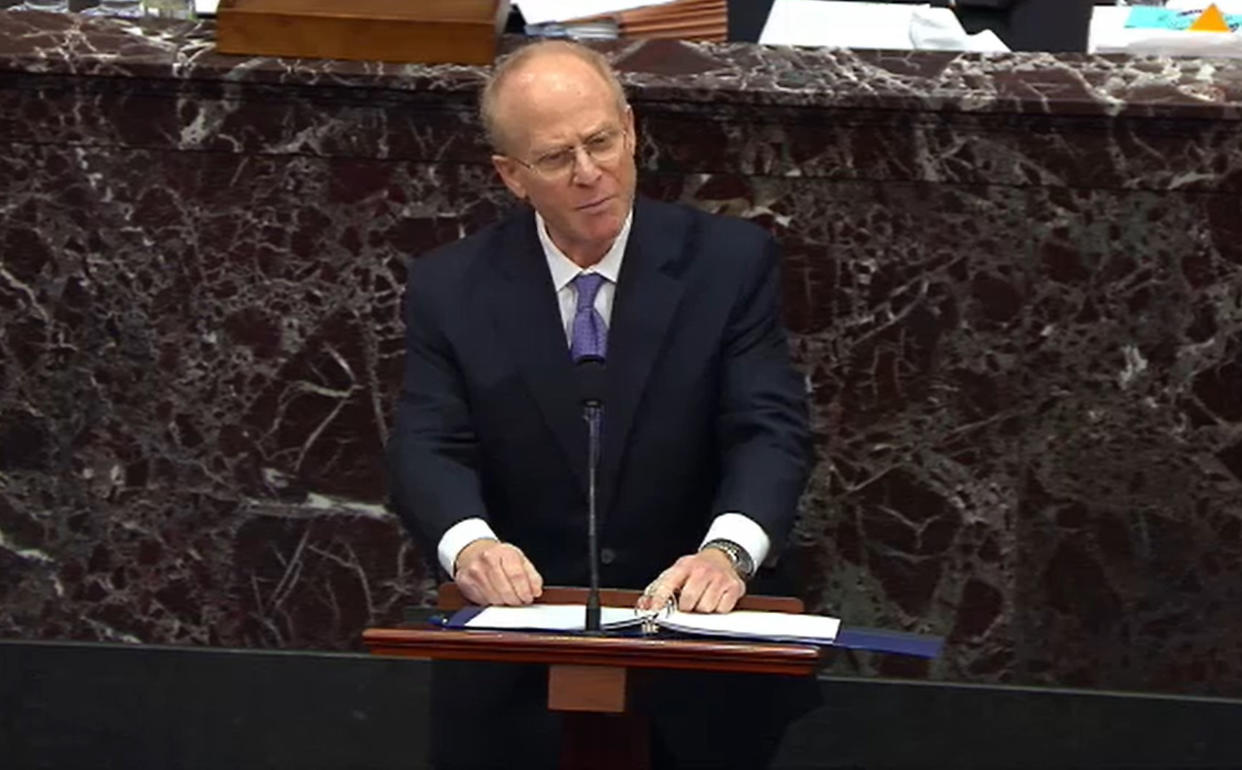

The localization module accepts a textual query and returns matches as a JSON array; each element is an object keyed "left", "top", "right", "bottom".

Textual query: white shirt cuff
[
  {"left": 700, "top": 513, "right": 770, "bottom": 568},
  {"left": 437, "top": 518, "right": 499, "bottom": 577}
]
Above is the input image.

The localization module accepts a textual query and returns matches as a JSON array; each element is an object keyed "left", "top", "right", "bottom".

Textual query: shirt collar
[{"left": 536, "top": 210, "right": 632, "bottom": 292}]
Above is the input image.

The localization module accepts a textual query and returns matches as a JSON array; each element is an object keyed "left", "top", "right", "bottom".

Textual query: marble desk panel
[{"left": 2, "top": 10, "right": 1242, "bottom": 696}]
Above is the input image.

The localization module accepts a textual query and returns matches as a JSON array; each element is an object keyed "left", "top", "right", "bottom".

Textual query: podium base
[
  {"left": 559, "top": 712, "right": 650, "bottom": 770},
  {"left": 549, "top": 664, "right": 628, "bottom": 713}
]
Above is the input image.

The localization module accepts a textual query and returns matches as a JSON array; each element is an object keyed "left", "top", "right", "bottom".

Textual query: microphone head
[{"left": 574, "top": 355, "right": 607, "bottom": 407}]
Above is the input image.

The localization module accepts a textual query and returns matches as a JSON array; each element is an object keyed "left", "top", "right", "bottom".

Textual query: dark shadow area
[{"left": 3, "top": 639, "right": 1240, "bottom": 769}]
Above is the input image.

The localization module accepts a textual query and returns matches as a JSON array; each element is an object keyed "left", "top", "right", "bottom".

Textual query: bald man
[{"left": 389, "top": 41, "right": 814, "bottom": 769}]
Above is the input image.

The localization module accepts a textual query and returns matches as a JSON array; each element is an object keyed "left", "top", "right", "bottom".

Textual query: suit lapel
[
  {"left": 487, "top": 209, "right": 589, "bottom": 494},
  {"left": 600, "top": 199, "right": 690, "bottom": 514}
]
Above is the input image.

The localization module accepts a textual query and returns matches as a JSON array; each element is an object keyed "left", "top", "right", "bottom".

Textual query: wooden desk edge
[{"left": 362, "top": 628, "right": 822, "bottom": 677}]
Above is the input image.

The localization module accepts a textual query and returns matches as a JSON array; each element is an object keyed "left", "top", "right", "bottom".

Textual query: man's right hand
[{"left": 453, "top": 538, "right": 544, "bottom": 606}]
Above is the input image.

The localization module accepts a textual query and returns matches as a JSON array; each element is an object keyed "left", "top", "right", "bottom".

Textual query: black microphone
[
  {"left": 575, "top": 354, "right": 606, "bottom": 407},
  {"left": 574, "top": 354, "right": 606, "bottom": 633}
]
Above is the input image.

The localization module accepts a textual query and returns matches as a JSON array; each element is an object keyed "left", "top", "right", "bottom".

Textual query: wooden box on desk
[{"left": 216, "top": 0, "right": 510, "bottom": 64}]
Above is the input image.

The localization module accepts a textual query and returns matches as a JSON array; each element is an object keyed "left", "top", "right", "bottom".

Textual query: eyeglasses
[{"left": 510, "top": 127, "right": 629, "bottom": 179}]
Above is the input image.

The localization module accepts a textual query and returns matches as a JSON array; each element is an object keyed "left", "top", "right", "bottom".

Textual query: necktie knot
[{"left": 573, "top": 272, "right": 606, "bottom": 312}]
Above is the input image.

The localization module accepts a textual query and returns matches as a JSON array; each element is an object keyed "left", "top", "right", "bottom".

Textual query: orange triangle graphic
[{"left": 1189, "top": 3, "right": 1231, "bottom": 32}]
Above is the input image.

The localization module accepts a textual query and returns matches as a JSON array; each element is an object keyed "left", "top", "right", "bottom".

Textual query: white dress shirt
[{"left": 436, "top": 211, "right": 770, "bottom": 576}]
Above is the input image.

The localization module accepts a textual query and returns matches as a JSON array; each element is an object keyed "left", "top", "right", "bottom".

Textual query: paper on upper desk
[
  {"left": 195, "top": 0, "right": 218, "bottom": 15},
  {"left": 457, "top": 604, "right": 642, "bottom": 632},
  {"left": 1124, "top": 5, "right": 1242, "bottom": 30},
  {"left": 525, "top": 20, "right": 621, "bottom": 41},
  {"left": 1090, "top": 5, "right": 1242, "bottom": 56},
  {"left": 760, "top": 0, "right": 917, "bottom": 48},
  {"left": 909, "top": 7, "right": 1009, "bottom": 52},
  {"left": 514, "top": 0, "right": 678, "bottom": 25},
  {"left": 657, "top": 609, "right": 840, "bottom": 644}
]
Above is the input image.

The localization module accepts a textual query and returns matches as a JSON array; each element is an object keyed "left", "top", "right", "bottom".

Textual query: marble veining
[
  {"left": 2, "top": 10, "right": 1242, "bottom": 697},
  {"left": 3, "top": 12, "right": 1242, "bottom": 117}
]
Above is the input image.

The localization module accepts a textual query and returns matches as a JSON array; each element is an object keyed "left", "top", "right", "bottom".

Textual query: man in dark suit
[{"left": 389, "top": 40, "right": 813, "bottom": 769}]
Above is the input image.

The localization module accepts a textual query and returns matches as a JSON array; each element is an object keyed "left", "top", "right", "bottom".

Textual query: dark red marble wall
[{"left": 3, "top": 13, "right": 1242, "bottom": 696}]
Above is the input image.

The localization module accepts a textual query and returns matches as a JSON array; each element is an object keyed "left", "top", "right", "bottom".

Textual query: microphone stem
[{"left": 585, "top": 404, "right": 602, "bottom": 633}]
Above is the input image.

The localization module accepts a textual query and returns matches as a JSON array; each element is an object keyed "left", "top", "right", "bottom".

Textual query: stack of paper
[
  {"left": 451, "top": 603, "right": 842, "bottom": 644},
  {"left": 446, "top": 603, "right": 944, "bottom": 657}
]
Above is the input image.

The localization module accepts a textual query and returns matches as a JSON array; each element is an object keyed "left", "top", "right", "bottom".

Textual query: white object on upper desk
[
  {"left": 761, "top": 0, "right": 918, "bottom": 49},
  {"left": 514, "top": 0, "right": 678, "bottom": 25},
  {"left": 1090, "top": 3, "right": 1242, "bottom": 57},
  {"left": 909, "top": 6, "right": 1009, "bottom": 52},
  {"left": 760, "top": 0, "right": 1008, "bottom": 52}
]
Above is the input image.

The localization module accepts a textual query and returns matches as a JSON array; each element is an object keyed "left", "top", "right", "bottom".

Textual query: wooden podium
[{"left": 363, "top": 585, "right": 822, "bottom": 770}]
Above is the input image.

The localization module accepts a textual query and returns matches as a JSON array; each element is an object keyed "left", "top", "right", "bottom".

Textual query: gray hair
[{"left": 480, "top": 40, "right": 629, "bottom": 154}]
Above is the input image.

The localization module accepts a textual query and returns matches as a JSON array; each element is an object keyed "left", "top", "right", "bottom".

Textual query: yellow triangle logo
[{"left": 1189, "top": 3, "right": 1231, "bottom": 32}]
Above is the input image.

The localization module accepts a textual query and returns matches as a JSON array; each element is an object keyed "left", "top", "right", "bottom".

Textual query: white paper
[
  {"left": 195, "top": 0, "right": 217, "bottom": 15},
  {"left": 458, "top": 603, "right": 841, "bottom": 644},
  {"left": 908, "top": 7, "right": 1009, "bottom": 52},
  {"left": 462, "top": 604, "right": 640, "bottom": 631},
  {"left": 659, "top": 608, "right": 841, "bottom": 643},
  {"left": 760, "top": 0, "right": 916, "bottom": 49},
  {"left": 514, "top": 0, "right": 678, "bottom": 25},
  {"left": 1087, "top": 4, "right": 1130, "bottom": 52}
]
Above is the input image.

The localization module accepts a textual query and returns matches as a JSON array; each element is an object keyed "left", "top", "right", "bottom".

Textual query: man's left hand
[{"left": 636, "top": 549, "right": 746, "bottom": 614}]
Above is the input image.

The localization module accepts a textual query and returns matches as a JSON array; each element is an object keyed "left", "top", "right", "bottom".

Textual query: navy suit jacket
[{"left": 389, "top": 197, "right": 810, "bottom": 588}]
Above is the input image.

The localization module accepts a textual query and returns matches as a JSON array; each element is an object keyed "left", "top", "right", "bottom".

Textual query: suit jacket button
[{"left": 600, "top": 548, "right": 616, "bottom": 565}]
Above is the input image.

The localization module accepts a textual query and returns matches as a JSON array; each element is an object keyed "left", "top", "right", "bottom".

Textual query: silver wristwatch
[{"left": 700, "top": 538, "right": 756, "bottom": 581}]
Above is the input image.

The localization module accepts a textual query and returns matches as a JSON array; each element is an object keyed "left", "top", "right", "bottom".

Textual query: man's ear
[
  {"left": 624, "top": 106, "right": 636, "bottom": 153},
  {"left": 492, "top": 155, "right": 528, "bottom": 201}
]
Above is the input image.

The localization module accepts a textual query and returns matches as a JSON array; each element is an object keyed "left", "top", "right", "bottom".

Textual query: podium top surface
[{"left": 362, "top": 627, "right": 822, "bottom": 676}]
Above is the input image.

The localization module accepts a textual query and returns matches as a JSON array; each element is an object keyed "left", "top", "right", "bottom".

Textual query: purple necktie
[{"left": 570, "top": 273, "right": 608, "bottom": 361}]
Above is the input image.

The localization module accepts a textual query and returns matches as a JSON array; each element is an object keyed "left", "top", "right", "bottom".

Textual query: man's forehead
[{"left": 493, "top": 57, "right": 620, "bottom": 147}]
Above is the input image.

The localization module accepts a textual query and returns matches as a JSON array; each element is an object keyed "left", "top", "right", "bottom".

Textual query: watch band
[{"left": 700, "top": 538, "right": 756, "bottom": 581}]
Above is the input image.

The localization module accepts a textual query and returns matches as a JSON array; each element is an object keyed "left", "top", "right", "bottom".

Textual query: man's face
[{"left": 491, "top": 55, "right": 638, "bottom": 263}]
